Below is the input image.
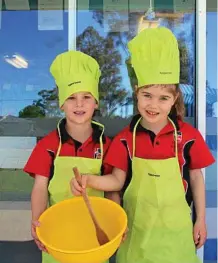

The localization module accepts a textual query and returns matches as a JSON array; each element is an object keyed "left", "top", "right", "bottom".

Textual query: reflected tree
[
  {"left": 19, "top": 88, "right": 62, "bottom": 118},
  {"left": 19, "top": 27, "right": 130, "bottom": 118},
  {"left": 92, "top": 11, "right": 193, "bottom": 114},
  {"left": 77, "top": 26, "right": 131, "bottom": 117},
  {"left": 19, "top": 105, "right": 45, "bottom": 118}
]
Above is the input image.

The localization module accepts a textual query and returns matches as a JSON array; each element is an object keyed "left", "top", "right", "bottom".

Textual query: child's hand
[
  {"left": 70, "top": 173, "right": 89, "bottom": 196},
  {"left": 121, "top": 227, "right": 129, "bottom": 244},
  {"left": 193, "top": 219, "right": 207, "bottom": 249},
  {"left": 31, "top": 220, "right": 48, "bottom": 253}
]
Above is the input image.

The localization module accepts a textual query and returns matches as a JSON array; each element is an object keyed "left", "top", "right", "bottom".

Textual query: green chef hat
[
  {"left": 50, "top": 50, "right": 101, "bottom": 107},
  {"left": 128, "top": 27, "right": 180, "bottom": 87}
]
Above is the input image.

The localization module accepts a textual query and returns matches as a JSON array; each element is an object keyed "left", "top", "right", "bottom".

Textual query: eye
[
  {"left": 84, "top": 95, "right": 92, "bottom": 99},
  {"left": 160, "top": 96, "right": 169, "bottom": 101},
  {"left": 68, "top": 96, "right": 76, "bottom": 100},
  {"left": 143, "top": 93, "right": 151, "bottom": 98}
]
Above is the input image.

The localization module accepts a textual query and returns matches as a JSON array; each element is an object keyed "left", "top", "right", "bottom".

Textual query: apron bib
[
  {"left": 42, "top": 120, "right": 105, "bottom": 263},
  {"left": 116, "top": 118, "right": 200, "bottom": 263}
]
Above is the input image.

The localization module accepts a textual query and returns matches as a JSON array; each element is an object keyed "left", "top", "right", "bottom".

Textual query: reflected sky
[{"left": 0, "top": 8, "right": 216, "bottom": 117}]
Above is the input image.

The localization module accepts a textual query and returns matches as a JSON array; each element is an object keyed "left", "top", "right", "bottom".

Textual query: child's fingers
[
  {"left": 35, "top": 239, "right": 48, "bottom": 253},
  {"left": 196, "top": 231, "right": 207, "bottom": 249},
  {"left": 31, "top": 223, "right": 48, "bottom": 253},
  {"left": 31, "top": 221, "right": 40, "bottom": 239},
  {"left": 70, "top": 179, "right": 83, "bottom": 196},
  {"left": 72, "top": 189, "right": 83, "bottom": 196},
  {"left": 193, "top": 228, "right": 200, "bottom": 245},
  {"left": 121, "top": 227, "right": 129, "bottom": 243},
  {"left": 74, "top": 179, "right": 83, "bottom": 191},
  {"left": 71, "top": 178, "right": 82, "bottom": 192},
  {"left": 81, "top": 175, "right": 88, "bottom": 189},
  {"left": 32, "top": 220, "right": 40, "bottom": 228}
]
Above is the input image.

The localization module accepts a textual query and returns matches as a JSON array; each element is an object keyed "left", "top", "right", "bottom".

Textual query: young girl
[
  {"left": 24, "top": 51, "right": 112, "bottom": 263},
  {"left": 71, "top": 28, "right": 215, "bottom": 263}
]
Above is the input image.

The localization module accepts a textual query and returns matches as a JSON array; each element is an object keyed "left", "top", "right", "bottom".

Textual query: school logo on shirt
[
  {"left": 94, "top": 148, "right": 102, "bottom": 159},
  {"left": 177, "top": 131, "right": 182, "bottom": 143},
  {"left": 174, "top": 131, "right": 182, "bottom": 144}
]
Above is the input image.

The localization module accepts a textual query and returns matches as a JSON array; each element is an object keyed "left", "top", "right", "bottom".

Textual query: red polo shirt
[
  {"left": 24, "top": 119, "right": 112, "bottom": 178},
  {"left": 104, "top": 114, "right": 215, "bottom": 206}
]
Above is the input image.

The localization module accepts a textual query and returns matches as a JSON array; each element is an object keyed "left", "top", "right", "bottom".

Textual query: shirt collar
[{"left": 58, "top": 118, "right": 105, "bottom": 144}]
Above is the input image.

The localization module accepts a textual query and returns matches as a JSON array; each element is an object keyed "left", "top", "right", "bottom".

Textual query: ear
[
  {"left": 60, "top": 105, "right": 64, "bottom": 111},
  {"left": 94, "top": 101, "right": 98, "bottom": 109},
  {"left": 134, "top": 85, "right": 138, "bottom": 92}
]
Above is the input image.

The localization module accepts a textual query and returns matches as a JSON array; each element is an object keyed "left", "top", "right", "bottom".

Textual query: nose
[
  {"left": 148, "top": 97, "right": 158, "bottom": 108},
  {"left": 75, "top": 97, "right": 83, "bottom": 107}
]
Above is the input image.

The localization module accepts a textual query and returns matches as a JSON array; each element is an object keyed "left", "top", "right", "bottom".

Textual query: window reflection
[
  {"left": 77, "top": 7, "right": 196, "bottom": 118},
  {"left": 0, "top": 9, "right": 68, "bottom": 121},
  {"left": 0, "top": 3, "right": 196, "bottom": 125}
]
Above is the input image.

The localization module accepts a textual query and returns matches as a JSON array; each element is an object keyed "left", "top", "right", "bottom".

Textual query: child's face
[
  {"left": 61, "top": 92, "right": 98, "bottom": 124},
  {"left": 136, "top": 85, "right": 177, "bottom": 125}
]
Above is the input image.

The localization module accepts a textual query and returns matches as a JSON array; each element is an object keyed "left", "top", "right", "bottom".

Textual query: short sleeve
[
  {"left": 104, "top": 134, "right": 129, "bottom": 172},
  {"left": 189, "top": 130, "right": 215, "bottom": 169},
  {"left": 23, "top": 139, "right": 54, "bottom": 178},
  {"left": 101, "top": 136, "right": 113, "bottom": 175}
]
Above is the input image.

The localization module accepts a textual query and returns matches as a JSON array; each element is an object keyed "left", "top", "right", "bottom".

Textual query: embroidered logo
[
  {"left": 68, "top": 81, "right": 81, "bottom": 86},
  {"left": 177, "top": 131, "right": 182, "bottom": 143},
  {"left": 94, "top": 148, "right": 102, "bottom": 159},
  {"left": 174, "top": 131, "right": 182, "bottom": 144},
  {"left": 148, "top": 173, "right": 160, "bottom": 177},
  {"left": 159, "top": 72, "right": 172, "bottom": 75}
]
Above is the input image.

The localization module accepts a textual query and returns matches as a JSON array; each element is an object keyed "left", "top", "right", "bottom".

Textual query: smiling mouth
[
  {"left": 146, "top": 110, "right": 159, "bottom": 116},
  {"left": 73, "top": 111, "right": 86, "bottom": 115}
]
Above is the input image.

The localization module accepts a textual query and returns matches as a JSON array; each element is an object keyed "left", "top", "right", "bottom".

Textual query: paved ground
[
  {"left": 0, "top": 241, "right": 216, "bottom": 263},
  {"left": 0, "top": 241, "right": 41, "bottom": 263}
]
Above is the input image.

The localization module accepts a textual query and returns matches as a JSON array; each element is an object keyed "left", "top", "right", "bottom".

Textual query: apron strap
[
  {"left": 56, "top": 118, "right": 64, "bottom": 156},
  {"left": 91, "top": 120, "right": 105, "bottom": 158},
  {"left": 132, "top": 117, "right": 142, "bottom": 158},
  {"left": 132, "top": 117, "right": 178, "bottom": 158},
  {"left": 168, "top": 118, "right": 178, "bottom": 158},
  {"left": 56, "top": 119, "right": 105, "bottom": 159}
]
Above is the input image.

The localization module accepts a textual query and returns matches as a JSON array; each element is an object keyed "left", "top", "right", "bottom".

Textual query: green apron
[
  {"left": 116, "top": 117, "right": 200, "bottom": 263},
  {"left": 42, "top": 120, "right": 105, "bottom": 263}
]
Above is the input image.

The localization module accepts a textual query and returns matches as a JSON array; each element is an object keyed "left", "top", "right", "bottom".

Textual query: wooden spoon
[{"left": 73, "top": 167, "right": 110, "bottom": 246}]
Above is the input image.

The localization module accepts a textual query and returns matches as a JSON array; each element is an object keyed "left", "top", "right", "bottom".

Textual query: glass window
[
  {"left": 77, "top": 1, "right": 196, "bottom": 123},
  {"left": 0, "top": 1, "right": 202, "bottom": 263}
]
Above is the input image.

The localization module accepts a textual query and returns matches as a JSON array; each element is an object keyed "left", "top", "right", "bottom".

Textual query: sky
[{"left": 0, "top": 5, "right": 217, "bottom": 117}]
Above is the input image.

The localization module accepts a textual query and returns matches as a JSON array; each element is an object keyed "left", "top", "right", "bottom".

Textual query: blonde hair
[{"left": 136, "top": 84, "right": 185, "bottom": 120}]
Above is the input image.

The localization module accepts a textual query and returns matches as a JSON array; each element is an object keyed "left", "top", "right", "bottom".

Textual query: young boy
[{"left": 24, "top": 50, "right": 111, "bottom": 263}]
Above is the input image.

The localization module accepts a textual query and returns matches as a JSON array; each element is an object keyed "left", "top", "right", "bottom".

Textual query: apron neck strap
[
  {"left": 168, "top": 117, "right": 178, "bottom": 158},
  {"left": 133, "top": 117, "right": 142, "bottom": 157},
  {"left": 132, "top": 117, "right": 178, "bottom": 158},
  {"left": 56, "top": 119, "right": 105, "bottom": 158},
  {"left": 91, "top": 120, "right": 105, "bottom": 158},
  {"left": 56, "top": 118, "right": 64, "bottom": 156}
]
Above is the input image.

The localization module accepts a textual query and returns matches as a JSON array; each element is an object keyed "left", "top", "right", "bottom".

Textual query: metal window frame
[
  {"left": 68, "top": 0, "right": 77, "bottom": 50},
  {"left": 196, "top": 0, "right": 206, "bottom": 259}
]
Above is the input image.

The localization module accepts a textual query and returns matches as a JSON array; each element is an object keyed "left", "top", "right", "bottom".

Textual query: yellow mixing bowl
[{"left": 36, "top": 196, "right": 127, "bottom": 263}]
